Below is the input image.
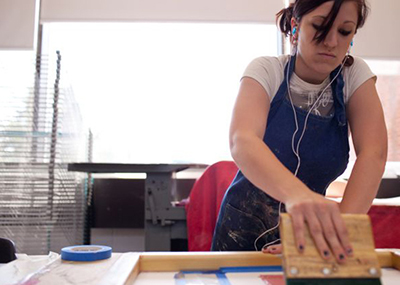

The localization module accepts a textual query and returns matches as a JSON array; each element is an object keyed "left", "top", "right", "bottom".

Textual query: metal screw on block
[
  {"left": 290, "top": 267, "right": 299, "bottom": 275},
  {"left": 322, "top": 267, "right": 332, "bottom": 275},
  {"left": 369, "top": 267, "right": 378, "bottom": 276}
]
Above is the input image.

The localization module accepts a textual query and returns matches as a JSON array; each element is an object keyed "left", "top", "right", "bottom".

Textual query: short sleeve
[
  {"left": 241, "top": 56, "right": 286, "bottom": 101},
  {"left": 343, "top": 56, "right": 377, "bottom": 103}
]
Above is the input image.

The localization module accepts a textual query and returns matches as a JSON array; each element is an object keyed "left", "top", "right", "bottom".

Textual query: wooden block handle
[{"left": 280, "top": 213, "right": 381, "bottom": 279}]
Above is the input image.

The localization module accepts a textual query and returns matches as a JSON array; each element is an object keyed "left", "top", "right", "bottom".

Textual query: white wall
[
  {"left": 0, "top": 0, "right": 39, "bottom": 50},
  {"left": 40, "top": 0, "right": 284, "bottom": 23},
  {"left": 352, "top": 0, "right": 400, "bottom": 60},
  {"left": 1, "top": 0, "right": 399, "bottom": 57}
]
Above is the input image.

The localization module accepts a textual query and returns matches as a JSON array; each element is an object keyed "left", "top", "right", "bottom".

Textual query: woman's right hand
[{"left": 284, "top": 191, "right": 353, "bottom": 263}]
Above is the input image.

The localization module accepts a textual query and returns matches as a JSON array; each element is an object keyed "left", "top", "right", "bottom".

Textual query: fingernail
[
  {"left": 339, "top": 254, "right": 345, "bottom": 260},
  {"left": 299, "top": 245, "right": 304, "bottom": 251},
  {"left": 323, "top": 250, "right": 329, "bottom": 257},
  {"left": 347, "top": 248, "right": 353, "bottom": 255}
]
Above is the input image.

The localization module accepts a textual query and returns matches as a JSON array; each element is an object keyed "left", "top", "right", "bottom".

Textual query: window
[
  {"left": 344, "top": 59, "right": 400, "bottom": 178},
  {"left": 0, "top": 50, "right": 36, "bottom": 161},
  {"left": 367, "top": 59, "right": 400, "bottom": 175},
  {"left": 43, "top": 22, "right": 278, "bottom": 164},
  {"left": 366, "top": 59, "right": 400, "bottom": 161}
]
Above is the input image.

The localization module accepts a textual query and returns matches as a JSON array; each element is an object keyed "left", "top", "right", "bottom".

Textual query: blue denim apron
[{"left": 211, "top": 55, "right": 350, "bottom": 251}]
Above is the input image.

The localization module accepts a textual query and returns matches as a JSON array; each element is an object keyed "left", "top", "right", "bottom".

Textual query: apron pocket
[{"left": 214, "top": 202, "right": 270, "bottom": 251}]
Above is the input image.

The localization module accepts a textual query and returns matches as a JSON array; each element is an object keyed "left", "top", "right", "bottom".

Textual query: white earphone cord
[{"left": 254, "top": 52, "right": 348, "bottom": 251}]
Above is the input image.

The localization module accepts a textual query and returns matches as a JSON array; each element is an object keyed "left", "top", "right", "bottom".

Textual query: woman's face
[{"left": 294, "top": 1, "right": 358, "bottom": 83}]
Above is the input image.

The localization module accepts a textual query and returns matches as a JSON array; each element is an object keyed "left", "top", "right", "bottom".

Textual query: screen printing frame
[{"left": 101, "top": 251, "right": 400, "bottom": 284}]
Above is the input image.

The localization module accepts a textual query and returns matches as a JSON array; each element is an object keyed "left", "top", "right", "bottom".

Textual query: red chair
[
  {"left": 185, "top": 161, "right": 238, "bottom": 251},
  {"left": 369, "top": 205, "right": 400, "bottom": 248}
]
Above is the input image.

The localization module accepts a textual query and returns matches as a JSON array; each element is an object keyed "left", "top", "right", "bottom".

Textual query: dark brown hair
[{"left": 276, "top": 0, "right": 369, "bottom": 43}]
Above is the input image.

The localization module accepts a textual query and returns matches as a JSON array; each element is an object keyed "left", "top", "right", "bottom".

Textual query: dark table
[{"left": 68, "top": 163, "right": 208, "bottom": 251}]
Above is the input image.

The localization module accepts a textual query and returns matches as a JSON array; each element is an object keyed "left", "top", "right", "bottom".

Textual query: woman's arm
[
  {"left": 230, "top": 78, "right": 307, "bottom": 202},
  {"left": 341, "top": 78, "right": 388, "bottom": 213},
  {"left": 231, "top": 77, "right": 352, "bottom": 262}
]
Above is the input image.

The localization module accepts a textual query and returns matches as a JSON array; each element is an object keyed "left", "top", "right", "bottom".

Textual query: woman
[{"left": 211, "top": 0, "right": 387, "bottom": 264}]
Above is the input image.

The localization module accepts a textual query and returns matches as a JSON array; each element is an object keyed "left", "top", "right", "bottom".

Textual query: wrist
[{"left": 281, "top": 184, "right": 316, "bottom": 205}]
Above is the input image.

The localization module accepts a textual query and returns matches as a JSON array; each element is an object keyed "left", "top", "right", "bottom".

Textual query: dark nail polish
[
  {"left": 323, "top": 250, "right": 329, "bottom": 257},
  {"left": 347, "top": 248, "right": 353, "bottom": 254},
  {"left": 339, "top": 254, "right": 345, "bottom": 260},
  {"left": 299, "top": 245, "right": 304, "bottom": 251}
]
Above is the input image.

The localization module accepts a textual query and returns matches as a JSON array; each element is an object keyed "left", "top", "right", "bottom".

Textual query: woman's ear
[
  {"left": 290, "top": 17, "right": 299, "bottom": 36},
  {"left": 291, "top": 18, "right": 299, "bottom": 46}
]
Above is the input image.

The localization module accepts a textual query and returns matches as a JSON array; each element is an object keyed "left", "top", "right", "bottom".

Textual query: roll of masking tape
[{"left": 61, "top": 245, "right": 112, "bottom": 262}]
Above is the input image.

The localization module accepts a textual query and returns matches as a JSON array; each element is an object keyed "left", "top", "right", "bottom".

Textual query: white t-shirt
[{"left": 242, "top": 55, "right": 376, "bottom": 116}]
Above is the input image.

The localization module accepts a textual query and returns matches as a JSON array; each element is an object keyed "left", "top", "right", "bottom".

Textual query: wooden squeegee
[{"left": 280, "top": 213, "right": 382, "bottom": 285}]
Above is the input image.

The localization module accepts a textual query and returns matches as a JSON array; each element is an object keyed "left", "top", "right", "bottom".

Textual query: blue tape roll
[{"left": 61, "top": 245, "right": 112, "bottom": 262}]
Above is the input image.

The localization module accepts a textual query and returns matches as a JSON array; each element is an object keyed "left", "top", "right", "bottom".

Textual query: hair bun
[{"left": 276, "top": 3, "right": 295, "bottom": 37}]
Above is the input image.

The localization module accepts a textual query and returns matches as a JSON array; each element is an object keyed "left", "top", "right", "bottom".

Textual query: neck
[{"left": 293, "top": 54, "right": 329, "bottom": 85}]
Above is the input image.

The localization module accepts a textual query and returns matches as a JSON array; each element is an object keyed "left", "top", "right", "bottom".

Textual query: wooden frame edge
[
  {"left": 98, "top": 250, "right": 399, "bottom": 285},
  {"left": 137, "top": 251, "right": 397, "bottom": 272},
  {"left": 392, "top": 251, "right": 400, "bottom": 270},
  {"left": 139, "top": 251, "right": 282, "bottom": 272}
]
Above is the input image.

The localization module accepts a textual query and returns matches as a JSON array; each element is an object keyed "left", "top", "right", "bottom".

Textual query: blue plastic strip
[
  {"left": 174, "top": 272, "right": 187, "bottom": 285},
  {"left": 216, "top": 272, "right": 231, "bottom": 285},
  {"left": 174, "top": 266, "right": 283, "bottom": 284},
  {"left": 61, "top": 245, "right": 112, "bottom": 262},
  {"left": 178, "top": 270, "right": 222, "bottom": 274},
  {"left": 175, "top": 270, "right": 231, "bottom": 285}
]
